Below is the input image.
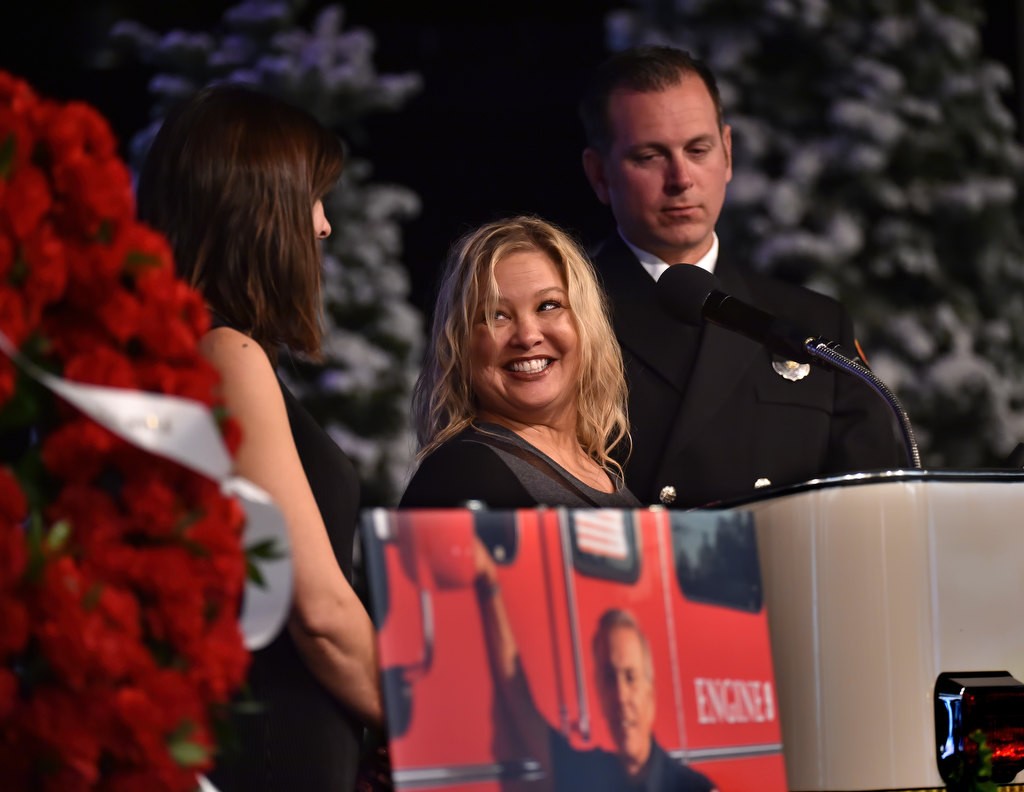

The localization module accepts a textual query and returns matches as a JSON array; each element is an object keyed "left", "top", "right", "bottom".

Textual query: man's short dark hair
[
  {"left": 579, "top": 45, "right": 724, "bottom": 154},
  {"left": 592, "top": 608, "right": 654, "bottom": 683}
]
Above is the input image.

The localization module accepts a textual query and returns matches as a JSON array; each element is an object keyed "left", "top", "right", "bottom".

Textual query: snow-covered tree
[
  {"left": 610, "top": 0, "right": 1024, "bottom": 467},
  {"left": 108, "top": 0, "right": 423, "bottom": 502}
]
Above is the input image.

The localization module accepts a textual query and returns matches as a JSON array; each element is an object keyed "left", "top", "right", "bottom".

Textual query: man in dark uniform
[
  {"left": 548, "top": 609, "right": 716, "bottom": 792},
  {"left": 473, "top": 541, "right": 716, "bottom": 791},
  {"left": 579, "top": 46, "right": 904, "bottom": 508}
]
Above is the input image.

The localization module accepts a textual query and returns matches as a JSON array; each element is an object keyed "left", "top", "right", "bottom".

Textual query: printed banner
[{"left": 361, "top": 507, "right": 788, "bottom": 792}]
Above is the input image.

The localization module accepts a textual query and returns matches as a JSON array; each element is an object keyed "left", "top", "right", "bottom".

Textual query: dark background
[{"left": 4, "top": 1, "right": 1022, "bottom": 313}]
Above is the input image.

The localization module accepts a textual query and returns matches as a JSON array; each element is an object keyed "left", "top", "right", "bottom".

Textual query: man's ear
[
  {"left": 582, "top": 147, "right": 611, "bottom": 205},
  {"left": 722, "top": 124, "right": 733, "bottom": 183}
]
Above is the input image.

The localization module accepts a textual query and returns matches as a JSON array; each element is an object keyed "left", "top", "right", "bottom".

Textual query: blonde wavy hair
[{"left": 412, "top": 215, "right": 630, "bottom": 476}]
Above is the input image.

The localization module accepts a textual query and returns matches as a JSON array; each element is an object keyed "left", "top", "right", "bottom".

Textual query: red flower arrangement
[{"left": 0, "top": 73, "right": 251, "bottom": 791}]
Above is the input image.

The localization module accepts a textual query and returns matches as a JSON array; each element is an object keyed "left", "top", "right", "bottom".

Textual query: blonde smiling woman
[{"left": 401, "top": 215, "right": 639, "bottom": 509}]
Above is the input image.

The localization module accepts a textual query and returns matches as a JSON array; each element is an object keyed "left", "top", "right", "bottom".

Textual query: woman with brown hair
[
  {"left": 138, "top": 84, "right": 380, "bottom": 791},
  {"left": 401, "top": 215, "right": 639, "bottom": 509}
]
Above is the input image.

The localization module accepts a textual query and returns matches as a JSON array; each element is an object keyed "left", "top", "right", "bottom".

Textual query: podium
[{"left": 735, "top": 469, "right": 1024, "bottom": 790}]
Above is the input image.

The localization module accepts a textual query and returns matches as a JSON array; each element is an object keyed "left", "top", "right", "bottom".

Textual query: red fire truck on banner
[{"left": 361, "top": 506, "right": 787, "bottom": 792}]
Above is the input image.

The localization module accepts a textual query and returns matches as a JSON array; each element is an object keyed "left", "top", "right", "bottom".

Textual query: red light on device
[{"left": 935, "top": 671, "right": 1024, "bottom": 785}]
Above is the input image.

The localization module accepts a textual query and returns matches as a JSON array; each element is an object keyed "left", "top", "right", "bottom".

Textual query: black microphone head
[{"left": 656, "top": 263, "right": 722, "bottom": 326}]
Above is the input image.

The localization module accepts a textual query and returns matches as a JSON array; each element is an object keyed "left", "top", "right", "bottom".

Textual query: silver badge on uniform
[
  {"left": 772, "top": 359, "right": 811, "bottom": 381},
  {"left": 659, "top": 485, "right": 677, "bottom": 505}
]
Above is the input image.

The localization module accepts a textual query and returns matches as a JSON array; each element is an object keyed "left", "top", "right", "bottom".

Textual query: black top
[
  {"left": 550, "top": 730, "right": 716, "bottom": 792},
  {"left": 400, "top": 423, "right": 641, "bottom": 509},
  {"left": 209, "top": 378, "right": 362, "bottom": 792}
]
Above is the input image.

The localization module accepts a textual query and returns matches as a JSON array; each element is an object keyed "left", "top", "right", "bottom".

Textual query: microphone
[
  {"left": 656, "top": 264, "right": 816, "bottom": 363},
  {"left": 655, "top": 262, "right": 922, "bottom": 469}
]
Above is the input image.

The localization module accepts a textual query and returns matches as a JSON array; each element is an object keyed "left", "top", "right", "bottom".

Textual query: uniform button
[
  {"left": 754, "top": 478, "right": 772, "bottom": 489},
  {"left": 659, "top": 485, "right": 677, "bottom": 505}
]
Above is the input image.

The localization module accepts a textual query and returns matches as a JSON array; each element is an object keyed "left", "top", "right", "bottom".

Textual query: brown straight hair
[{"left": 137, "top": 83, "right": 344, "bottom": 361}]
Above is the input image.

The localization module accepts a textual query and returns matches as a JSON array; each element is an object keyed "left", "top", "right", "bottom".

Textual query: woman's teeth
[{"left": 508, "top": 358, "right": 551, "bottom": 374}]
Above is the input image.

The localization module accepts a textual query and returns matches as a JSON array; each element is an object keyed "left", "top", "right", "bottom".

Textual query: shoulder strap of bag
[{"left": 469, "top": 433, "right": 602, "bottom": 508}]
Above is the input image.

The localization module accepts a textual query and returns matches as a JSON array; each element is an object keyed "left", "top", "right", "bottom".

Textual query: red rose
[
  {"left": 0, "top": 72, "right": 38, "bottom": 114},
  {"left": 21, "top": 220, "right": 67, "bottom": 312},
  {"left": 63, "top": 237, "right": 122, "bottom": 298},
  {"left": 38, "top": 101, "right": 132, "bottom": 237},
  {"left": 0, "top": 594, "right": 29, "bottom": 657},
  {"left": 183, "top": 487, "right": 246, "bottom": 598},
  {"left": 0, "top": 230, "right": 12, "bottom": 280},
  {"left": 109, "top": 673, "right": 213, "bottom": 785},
  {"left": 94, "top": 288, "right": 142, "bottom": 345},
  {"left": 19, "top": 686, "right": 103, "bottom": 788},
  {"left": 0, "top": 465, "right": 26, "bottom": 524},
  {"left": 42, "top": 100, "right": 117, "bottom": 162},
  {"left": 84, "top": 586, "right": 149, "bottom": 682},
  {"left": 0, "top": 357, "right": 14, "bottom": 408},
  {"left": 41, "top": 307, "right": 110, "bottom": 361},
  {"left": 0, "top": 104, "right": 35, "bottom": 181},
  {"left": 0, "top": 666, "right": 16, "bottom": 720},
  {"left": 40, "top": 418, "right": 120, "bottom": 483},
  {"left": 58, "top": 157, "right": 134, "bottom": 239},
  {"left": 218, "top": 414, "right": 243, "bottom": 456},
  {"left": 33, "top": 558, "right": 88, "bottom": 682},
  {"left": 135, "top": 360, "right": 221, "bottom": 405},
  {"left": 0, "top": 522, "right": 27, "bottom": 592},
  {"left": 137, "top": 547, "right": 206, "bottom": 648},
  {"left": 0, "top": 284, "right": 29, "bottom": 345},
  {"left": 63, "top": 345, "right": 138, "bottom": 390},
  {"left": 186, "top": 608, "right": 249, "bottom": 702},
  {"left": 135, "top": 267, "right": 209, "bottom": 360},
  {"left": 109, "top": 686, "right": 165, "bottom": 765},
  {"left": 3, "top": 164, "right": 52, "bottom": 241},
  {"left": 120, "top": 472, "right": 181, "bottom": 539},
  {"left": 117, "top": 222, "right": 175, "bottom": 278},
  {"left": 84, "top": 543, "right": 147, "bottom": 591},
  {"left": 47, "top": 483, "right": 125, "bottom": 568},
  {"left": 0, "top": 74, "right": 251, "bottom": 791},
  {"left": 33, "top": 561, "right": 148, "bottom": 691}
]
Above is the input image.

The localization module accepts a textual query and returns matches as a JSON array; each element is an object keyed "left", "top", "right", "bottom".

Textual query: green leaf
[
  {"left": 95, "top": 219, "right": 114, "bottom": 245},
  {"left": 168, "top": 738, "right": 209, "bottom": 768},
  {"left": 45, "top": 519, "right": 71, "bottom": 552},
  {"left": 246, "top": 556, "right": 267, "bottom": 588},
  {"left": 8, "top": 253, "right": 27, "bottom": 286},
  {"left": 245, "top": 537, "right": 288, "bottom": 588},
  {"left": 967, "top": 729, "right": 998, "bottom": 792},
  {"left": 124, "top": 250, "right": 164, "bottom": 273},
  {"left": 0, "top": 133, "right": 15, "bottom": 180},
  {"left": 948, "top": 729, "right": 999, "bottom": 792},
  {"left": 167, "top": 720, "right": 210, "bottom": 768},
  {"left": 82, "top": 582, "right": 103, "bottom": 611},
  {"left": 25, "top": 508, "right": 46, "bottom": 582},
  {"left": 0, "top": 368, "right": 43, "bottom": 431},
  {"left": 246, "top": 537, "right": 287, "bottom": 561}
]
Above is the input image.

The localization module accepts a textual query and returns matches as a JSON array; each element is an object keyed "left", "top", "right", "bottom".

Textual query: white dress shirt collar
[{"left": 619, "top": 230, "right": 720, "bottom": 282}]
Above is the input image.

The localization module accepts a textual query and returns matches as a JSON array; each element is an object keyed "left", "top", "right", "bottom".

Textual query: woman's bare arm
[{"left": 202, "top": 326, "right": 382, "bottom": 726}]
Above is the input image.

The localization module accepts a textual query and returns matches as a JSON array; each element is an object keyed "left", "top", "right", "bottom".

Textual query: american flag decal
[{"left": 573, "top": 510, "right": 630, "bottom": 560}]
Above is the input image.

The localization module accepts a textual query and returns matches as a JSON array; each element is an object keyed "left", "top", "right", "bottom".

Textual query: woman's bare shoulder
[{"left": 200, "top": 326, "right": 273, "bottom": 380}]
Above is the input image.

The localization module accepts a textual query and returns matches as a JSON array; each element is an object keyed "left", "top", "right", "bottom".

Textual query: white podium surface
[{"left": 734, "top": 471, "right": 1024, "bottom": 791}]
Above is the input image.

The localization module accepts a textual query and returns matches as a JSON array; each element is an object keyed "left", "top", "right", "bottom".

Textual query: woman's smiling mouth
[{"left": 506, "top": 358, "right": 553, "bottom": 374}]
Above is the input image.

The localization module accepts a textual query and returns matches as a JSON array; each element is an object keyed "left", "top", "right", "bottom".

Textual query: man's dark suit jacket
[{"left": 593, "top": 235, "right": 904, "bottom": 508}]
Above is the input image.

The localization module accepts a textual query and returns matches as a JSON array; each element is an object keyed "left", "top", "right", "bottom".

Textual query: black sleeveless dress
[{"left": 209, "top": 374, "right": 363, "bottom": 791}]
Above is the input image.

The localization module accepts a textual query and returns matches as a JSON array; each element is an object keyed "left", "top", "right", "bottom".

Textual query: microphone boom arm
[{"left": 804, "top": 338, "right": 922, "bottom": 469}]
